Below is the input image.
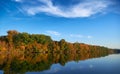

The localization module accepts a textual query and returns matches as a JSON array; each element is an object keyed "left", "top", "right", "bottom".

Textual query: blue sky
[{"left": 0, "top": 0, "right": 120, "bottom": 49}]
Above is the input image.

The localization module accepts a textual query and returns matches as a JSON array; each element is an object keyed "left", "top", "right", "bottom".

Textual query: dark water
[{"left": 0, "top": 53, "right": 120, "bottom": 74}]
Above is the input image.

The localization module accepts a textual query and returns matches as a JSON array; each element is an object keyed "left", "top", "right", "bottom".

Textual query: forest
[
  {"left": 0, "top": 30, "right": 119, "bottom": 74},
  {"left": 0, "top": 30, "right": 117, "bottom": 54}
]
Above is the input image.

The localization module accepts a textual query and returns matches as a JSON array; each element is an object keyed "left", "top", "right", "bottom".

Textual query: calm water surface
[
  {"left": 0, "top": 53, "right": 120, "bottom": 74},
  {"left": 26, "top": 54, "right": 120, "bottom": 74}
]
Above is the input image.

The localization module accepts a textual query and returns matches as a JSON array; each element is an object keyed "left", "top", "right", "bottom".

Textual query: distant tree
[
  {"left": 7, "top": 30, "right": 19, "bottom": 42},
  {"left": 59, "top": 39, "right": 68, "bottom": 51}
]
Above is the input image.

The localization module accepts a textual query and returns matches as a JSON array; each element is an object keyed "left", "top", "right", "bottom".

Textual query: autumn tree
[
  {"left": 59, "top": 39, "right": 69, "bottom": 51},
  {"left": 7, "top": 30, "right": 19, "bottom": 42}
]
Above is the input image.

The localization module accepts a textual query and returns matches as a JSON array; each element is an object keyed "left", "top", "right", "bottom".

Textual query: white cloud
[
  {"left": 46, "top": 30, "right": 61, "bottom": 36},
  {"left": 22, "top": 0, "right": 111, "bottom": 18},
  {"left": 87, "top": 36, "right": 93, "bottom": 39},
  {"left": 70, "top": 34, "right": 83, "bottom": 38},
  {"left": 14, "top": 0, "right": 22, "bottom": 2},
  {"left": 70, "top": 34, "right": 93, "bottom": 39}
]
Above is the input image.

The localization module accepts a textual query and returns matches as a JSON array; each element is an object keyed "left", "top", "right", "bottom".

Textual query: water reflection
[{"left": 0, "top": 51, "right": 119, "bottom": 74}]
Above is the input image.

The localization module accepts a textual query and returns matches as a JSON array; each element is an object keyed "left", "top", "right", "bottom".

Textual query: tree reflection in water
[{"left": 0, "top": 50, "right": 114, "bottom": 74}]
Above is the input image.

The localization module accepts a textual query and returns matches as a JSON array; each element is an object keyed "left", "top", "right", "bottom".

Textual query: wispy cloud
[
  {"left": 14, "top": 0, "right": 23, "bottom": 2},
  {"left": 70, "top": 34, "right": 93, "bottom": 39},
  {"left": 70, "top": 34, "right": 83, "bottom": 38},
  {"left": 15, "top": 0, "right": 111, "bottom": 18},
  {"left": 87, "top": 36, "right": 93, "bottom": 39},
  {"left": 46, "top": 30, "right": 61, "bottom": 36}
]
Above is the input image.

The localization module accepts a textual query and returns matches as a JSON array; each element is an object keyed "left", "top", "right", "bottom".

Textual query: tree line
[
  {"left": 0, "top": 30, "right": 116, "bottom": 54},
  {"left": 0, "top": 30, "right": 119, "bottom": 74}
]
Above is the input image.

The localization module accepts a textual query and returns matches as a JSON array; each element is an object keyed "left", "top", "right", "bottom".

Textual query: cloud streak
[
  {"left": 70, "top": 34, "right": 83, "bottom": 38},
  {"left": 70, "top": 34, "right": 93, "bottom": 39},
  {"left": 87, "top": 36, "right": 93, "bottom": 39},
  {"left": 46, "top": 30, "right": 61, "bottom": 36},
  {"left": 16, "top": 0, "right": 111, "bottom": 18},
  {"left": 14, "top": 0, "right": 23, "bottom": 2}
]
